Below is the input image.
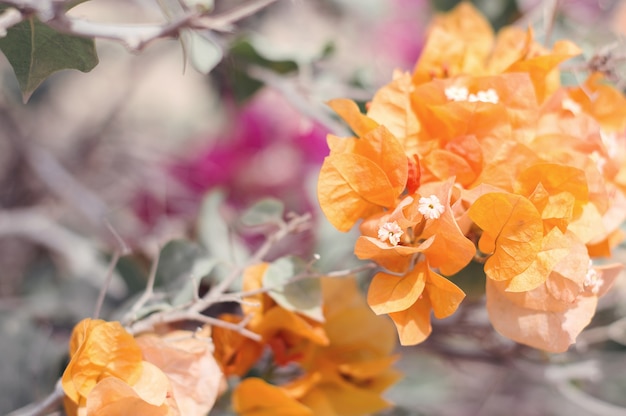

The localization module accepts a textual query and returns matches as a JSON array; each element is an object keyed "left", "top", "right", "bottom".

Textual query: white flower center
[
  {"left": 445, "top": 86, "right": 498, "bottom": 104},
  {"left": 444, "top": 86, "right": 469, "bottom": 101},
  {"left": 468, "top": 88, "right": 499, "bottom": 104},
  {"left": 584, "top": 261, "right": 603, "bottom": 295},
  {"left": 418, "top": 195, "right": 445, "bottom": 220},
  {"left": 378, "top": 221, "right": 404, "bottom": 246}
]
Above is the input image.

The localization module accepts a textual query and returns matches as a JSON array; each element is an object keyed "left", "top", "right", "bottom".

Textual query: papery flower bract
[
  {"left": 211, "top": 313, "right": 265, "bottom": 377},
  {"left": 83, "top": 362, "right": 178, "bottom": 416},
  {"left": 283, "top": 277, "right": 401, "bottom": 415},
  {"left": 368, "top": 260, "right": 465, "bottom": 345},
  {"left": 469, "top": 192, "right": 544, "bottom": 289},
  {"left": 233, "top": 378, "right": 313, "bottom": 416},
  {"left": 62, "top": 319, "right": 143, "bottom": 410},
  {"left": 487, "top": 260, "right": 624, "bottom": 352},
  {"left": 213, "top": 263, "right": 328, "bottom": 375},
  {"left": 568, "top": 73, "right": 626, "bottom": 132},
  {"left": 62, "top": 319, "right": 183, "bottom": 416},
  {"left": 232, "top": 277, "right": 401, "bottom": 416},
  {"left": 413, "top": 2, "right": 580, "bottom": 102},
  {"left": 315, "top": 0, "right": 625, "bottom": 353},
  {"left": 136, "top": 328, "right": 224, "bottom": 416},
  {"left": 318, "top": 102, "right": 409, "bottom": 231}
]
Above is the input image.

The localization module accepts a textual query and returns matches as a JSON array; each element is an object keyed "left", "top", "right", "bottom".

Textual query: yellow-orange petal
[
  {"left": 232, "top": 378, "right": 313, "bottom": 416},
  {"left": 388, "top": 299, "right": 432, "bottom": 346},
  {"left": 469, "top": 192, "right": 543, "bottom": 282},
  {"left": 367, "top": 267, "right": 426, "bottom": 315}
]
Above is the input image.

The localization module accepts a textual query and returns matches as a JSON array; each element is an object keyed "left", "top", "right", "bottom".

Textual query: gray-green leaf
[
  {"left": 262, "top": 256, "right": 324, "bottom": 322},
  {"left": 0, "top": 12, "right": 98, "bottom": 102},
  {"left": 240, "top": 197, "right": 285, "bottom": 227}
]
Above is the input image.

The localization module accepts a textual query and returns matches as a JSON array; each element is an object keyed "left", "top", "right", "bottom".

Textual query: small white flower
[
  {"left": 418, "top": 195, "right": 445, "bottom": 220},
  {"left": 584, "top": 260, "right": 604, "bottom": 295},
  {"left": 378, "top": 221, "right": 404, "bottom": 246},
  {"left": 468, "top": 88, "right": 499, "bottom": 104},
  {"left": 444, "top": 85, "right": 469, "bottom": 102},
  {"left": 562, "top": 97, "right": 581, "bottom": 114}
]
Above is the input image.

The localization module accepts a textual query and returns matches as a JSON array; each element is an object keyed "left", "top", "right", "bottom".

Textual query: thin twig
[
  {"left": 129, "top": 309, "right": 262, "bottom": 341},
  {"left": 196, "top": 212, "right": 312, "bottom": 309},
  {"left": 247, "top": 66, "right": 352, "bottom": 137},
  {"left": 0, "top": 0, "right": 282, "bottom": 51},
  {"left": 0, "top": 6, "right": 22, "bottom": 36},
  {"left": 6, "top": 379, "right": 64, "bottom": 416},
  {"left": 92, "top": 250, "right": 121, "bottom": 319},
  {"left": 0, "top": 207, "right": 125, "bottom": 296},
  {"left": 122, "top": 246, "right": 161, "bottom": 324},
  {"left": 229, "top": 261, "right": 377, "bottom": 299},
  {"left": 127, "top": 213, "right": 313, "bottom": 336},
  {"left": 0, "top": 108, "right": 109, "bottom": 226}
]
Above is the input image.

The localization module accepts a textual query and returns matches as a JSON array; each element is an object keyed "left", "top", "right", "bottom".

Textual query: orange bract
[
  {"left": 315, "top": 0, "right": 625, "bottom": 353},
  {"left": 62, "top": 319, "right": 143, "bottom": 406},
  {"left": 136, "top": 329, "right": 224, "bottom": 416},
  {"left": 232, "top": 277, "right": 400, "bottom": 416},
  {"left": 318, "top": 119, "right": 408, "bottom": 231}
]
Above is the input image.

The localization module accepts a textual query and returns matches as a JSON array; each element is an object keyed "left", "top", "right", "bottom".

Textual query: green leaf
[
  {"left": 154, "top": 239, "right": 222, "bottom": 306},
  {"left": 0, "top": 10, "right": 98, "bottom": 102},
  {"left": 171, "top": 256, "right": 221, "bottom": 306},
  {"left": 240, "top": 197, "right": 285, "bottom": 227},
  {"left": 156, "top": 240, "right": 209, "bottom": 286},
  {"left": 262, "top": 256, "right": 324, "bottom": 322},
  {"left": 215, "top": 37, "right": 298, "bottom": 103}
]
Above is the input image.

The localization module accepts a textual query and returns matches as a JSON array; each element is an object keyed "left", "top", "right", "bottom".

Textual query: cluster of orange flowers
[
  {"left": 61, "top": 271, "right": 400, "bottom": 415},
  {"left": 217, "top": 265, "right": 401, "bottom": 415},
  {"left": 317, "top": 2, "right": 626, "bottom": 353},
  {"left": 61, "top": 319, "right": 223, "bottom": 415}
]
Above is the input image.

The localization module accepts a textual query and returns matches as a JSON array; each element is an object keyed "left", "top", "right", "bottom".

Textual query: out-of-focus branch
[
  {"left": 0, "top": 0, "right": 281, "bottom": 51},
  {"left": 0, "top": 207, "right": 125, "bottom": 295},
  {"left": 248, "top": 65, "right": 353, "bottom": 137},
  {"left": 0, "top": 108, "right": 109, "bottom": 226},
  {"left": 126, "top": 212, "right": 314, "bottom": 337},
  {"left": 0, "top": 7, "right": 22, "bottom": 36},
  {"left": 6, "top": 379, "right": 64, "bottom": 416}
]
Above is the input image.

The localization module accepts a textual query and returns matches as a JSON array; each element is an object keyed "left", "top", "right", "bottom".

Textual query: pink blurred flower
[{"left": 135, "top": 88, "right": 329, "bottom": 228}]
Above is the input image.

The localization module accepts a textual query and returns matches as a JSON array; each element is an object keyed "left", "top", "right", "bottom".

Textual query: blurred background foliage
[{"left": 2, "top": 0, "right": 626, "bottom": 415}]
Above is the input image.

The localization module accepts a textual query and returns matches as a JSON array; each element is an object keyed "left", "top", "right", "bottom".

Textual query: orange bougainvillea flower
[
  {"left": 211, "top": 313, "right": 265, "bottom": 377},
  {"left": 412, "top": 1, "right": 580, "bottom": 102},
  {"left": 232, "top": 277, "right": 401, "bottom": 416},
  {"left": 82, "top": 361, "right": 178, "bottom": 416},
  {"left": 136, "top": 328, "right": 224, "bottom": 416},
  {"left": 318, "top": 99, "right": 409, "bottom": 232},
  {"left": 469, "top": 191, "right": 544, "bottom": 289},
  {"left": 568, "top": 73, "right": 626, "bottom": 132},
  {"left": 487, "top": 260, "right": 624, "bottom": 352},
  {"left": 368, "top": 260, "right": 465, "bottom": 345},
  {"left": 316, "top": 0, "right": 625, "bottom": 353},
  {"left": 232, "top": 378, "right": 313, "bottom": 416},
  {"left": 213, "top": 263, "right": 328, "bottom": 376},
  {"left": 62, "top": 319, "right": 143, "bottom": 411},
  {"left": 283, "top": 277, "right": 401, "bottom": 416},
  {"left": 62, "top": 319, "right": 183, "bottom": 416}
]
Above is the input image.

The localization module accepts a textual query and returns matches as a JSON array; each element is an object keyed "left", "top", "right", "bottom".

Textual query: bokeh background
[{"left": 2, "top": 0, "right": 626, "bottom": 414}]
